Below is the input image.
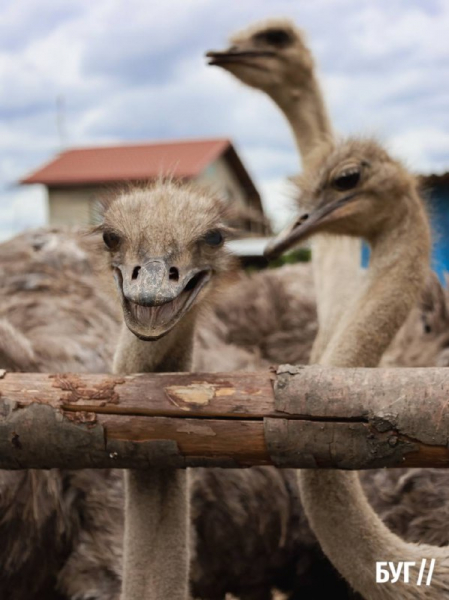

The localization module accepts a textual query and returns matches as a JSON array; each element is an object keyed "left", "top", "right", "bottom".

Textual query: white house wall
[
  {"left": 195, "top": 157, "right": 247, "bottom": 207},
  {"left": 48, "top": 187, "right": 99, "bottom": 226}
]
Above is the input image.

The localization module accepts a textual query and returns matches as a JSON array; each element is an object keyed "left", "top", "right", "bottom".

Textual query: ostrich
[
  {"left": 0, "top": 229, "right": 123, "bottom": 600},
  {"left": 380, "top": 271, "right": 449, "bottom": 368},
  {"left": 206, "top": 18, "right": 361, "bottom": 361},
  {"left": 98, "top": 180, "right": 239, "bottom": 599},
  {"left": 195, "top": 262, "right": 317, "bottom": 369},
  {"left": 0, "top": 228, "right": 119, "bottom": 372},
  {"left": 265, "top": 137, "right": 449, "bottom": 599}
]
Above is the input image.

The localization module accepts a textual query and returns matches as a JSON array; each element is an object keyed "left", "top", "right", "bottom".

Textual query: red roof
[{"left": 22, "top": 138, "right": 231, "bottom": 186}]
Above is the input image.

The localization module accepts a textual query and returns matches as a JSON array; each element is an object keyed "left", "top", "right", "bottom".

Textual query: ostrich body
[
  {"left": 266, "top": 138, "right": 449, "bottom": 599},
  {"left": 1, "top": 226, "right": 449, "bottom": 599},
  {"left": 207, "top": 18, "right": 361, "bottom": 360},
  {"left": 0, "top": 228, "right": 119, "bottom": 372},
  {"left": 0, "top": 229, "right": 122, "bottom": 600}
]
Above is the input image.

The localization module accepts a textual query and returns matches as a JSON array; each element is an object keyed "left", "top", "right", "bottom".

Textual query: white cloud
[
  {"left": 0, "top": 184, "right": 46, "bottom": 241},
  {"left": 389, "top": 128, "right": 449, "bottom": 173}
]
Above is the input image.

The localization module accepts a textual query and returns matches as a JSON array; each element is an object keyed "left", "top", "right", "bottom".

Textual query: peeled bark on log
[{"left": 0, "top": 365, "right": 448, "bottom": 469}]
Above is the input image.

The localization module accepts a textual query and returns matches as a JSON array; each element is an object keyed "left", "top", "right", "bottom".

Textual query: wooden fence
[{"left": 0, "top": 364, "right": 448, "bottom": 470}]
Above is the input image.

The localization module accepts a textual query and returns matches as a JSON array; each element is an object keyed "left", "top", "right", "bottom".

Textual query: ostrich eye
[
  {"left": 203, "top": 230, "right": 223, "bottom": 247},
  {"left": 103, "top": 231, "right": 121, "bottom": 250},
  {"left": 257, "top": 29, "right": 292, "bottom": 47},
  {"left": 332, "top": 170, "right": 361, "bottom": 192}
]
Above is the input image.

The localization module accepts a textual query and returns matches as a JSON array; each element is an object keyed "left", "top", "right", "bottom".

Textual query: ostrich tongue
[{"left": 128, "top": 288, "right": 192, "bottom": 328}]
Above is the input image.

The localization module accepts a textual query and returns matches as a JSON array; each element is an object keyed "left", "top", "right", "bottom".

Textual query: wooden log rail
[{"left": 0, "top": 365, "right": 449, "bottom": 470}]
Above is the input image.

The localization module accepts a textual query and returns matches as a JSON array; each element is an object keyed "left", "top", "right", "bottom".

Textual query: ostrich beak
[
  {"left": 206, "top": 49, "right": 275, "bottom": 67},
  {"left": 264, "top": 191, "right": 361, "bottom": 260},
  {"left": 114, "top": 260, "right": 212, "bottom": 340}
]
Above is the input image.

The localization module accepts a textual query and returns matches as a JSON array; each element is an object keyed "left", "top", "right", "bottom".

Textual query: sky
[{"left": 1, "top": 0, "right": 449, "bottom": 240}]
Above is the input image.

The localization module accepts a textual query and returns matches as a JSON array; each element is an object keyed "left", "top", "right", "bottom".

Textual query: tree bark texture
[{"left": 0, "top": 364, "right": 448, "bottom": 469}]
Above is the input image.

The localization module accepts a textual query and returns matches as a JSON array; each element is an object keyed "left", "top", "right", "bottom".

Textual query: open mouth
[{"left": 124, "top": 270, "right": 211, "bottom": 340}]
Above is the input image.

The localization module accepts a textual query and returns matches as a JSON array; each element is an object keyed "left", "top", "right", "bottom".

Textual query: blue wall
[
  {"left": 361, "top": 182, "right": 449, "bottom": 283},
  {"left": 429, "top": 183, "right": 449, "bottom": 282}
]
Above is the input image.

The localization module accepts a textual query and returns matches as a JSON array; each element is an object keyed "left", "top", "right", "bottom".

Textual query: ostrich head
[
  {"left": 206, "top": 19, "right": 314, "bottom": 94},
  {"left": 265, "top": 138, "right": 423, "bottom": 258},
  {"left": 98, "top": 181, "right": 234, "bottom": 340}
]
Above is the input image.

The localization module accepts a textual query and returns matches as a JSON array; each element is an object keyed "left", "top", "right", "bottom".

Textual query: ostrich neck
[
  {"left": 320, "top": 208, "right": 430, "bottom": 368},
  {"left": 300, "top": 200, "right": 433, "bottom": 598},
  {"left": 113, "top": 315, "right": 196, "bottom": 374},
  {"left": 272, "top": 79, "right": 332, "bottom": 167},
  {"left": 115, "top": 315, "right": 196, "bottom": 600},
  {"left": 270, "top": 77, "right": 362, "bottom": 362}
]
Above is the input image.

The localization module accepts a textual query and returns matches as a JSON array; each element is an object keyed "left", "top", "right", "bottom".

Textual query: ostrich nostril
[
  {"left": 169, "top": 267, "right": 179, "bottom": 281},
  {"left": 132, "top": 266, "right": 141, "bottom": 280}
]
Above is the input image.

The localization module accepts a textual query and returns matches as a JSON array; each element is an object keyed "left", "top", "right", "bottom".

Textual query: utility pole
[{"left": 56, "top": 94, "right": 67, "bottom": 149}]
